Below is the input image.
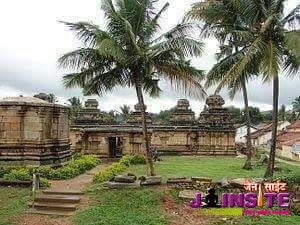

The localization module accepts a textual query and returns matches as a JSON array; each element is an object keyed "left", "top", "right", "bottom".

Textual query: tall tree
[
  {"left": 119, "top": 105, "right": 132, "bottom": 123},
  {"left": 292, "top": 96, "right": 300, "bottom": 115},
  {"left": 186, "top": 0, "right": 259, "bottom": 169},
  {"left": 208, "top": 1, "right": 300, "bottom": 177},
  {"left": 278, "top": 104, "right": 286, "bottom": 121},
  {"left": 67, "top": 97, "right": 82, "bottom": 125},
  {"left": 59, "top": 0, "right": 206, "bottom": 176}
]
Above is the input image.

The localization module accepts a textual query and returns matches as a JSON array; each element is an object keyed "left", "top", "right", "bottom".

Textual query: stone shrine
[{"left": 0, "top": 96, "right": 71, "bottom": 166}]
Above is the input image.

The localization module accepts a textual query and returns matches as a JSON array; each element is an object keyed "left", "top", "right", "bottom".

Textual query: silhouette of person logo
[
  {"left": 202, "top": 188, "right": 221, "bottom": 208},
  {"left": 189, "top": 188, "right": 222, "bottom": 208}
]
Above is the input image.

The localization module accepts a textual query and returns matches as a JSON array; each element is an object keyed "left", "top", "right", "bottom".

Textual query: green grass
[
  {"left": 0, "top": 187, "right": 31, "bottom": 225},
  {"left": 126, "top": 156, "right": 300, "bottom": 181},
  {"left": 74, "top": 188, "right": 167, "bottom": 225},
  {"left": 212, "top": 214, "right": 300, "bottom": 225}
]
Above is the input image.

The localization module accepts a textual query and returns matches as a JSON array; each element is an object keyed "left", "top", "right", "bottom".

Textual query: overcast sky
[{"left": 0, "top": 0, "right": 299, "bottom": 115}]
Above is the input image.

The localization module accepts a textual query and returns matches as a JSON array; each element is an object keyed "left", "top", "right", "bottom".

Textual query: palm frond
[
  {"left": 154, "top": 60, "right": 206, "bottom": 99},
  {"left": 282, "top": 4, "right": 300, "bottom": 28},
  {"left": 60, "top": 21, "right": 110, "bottom": 47}
]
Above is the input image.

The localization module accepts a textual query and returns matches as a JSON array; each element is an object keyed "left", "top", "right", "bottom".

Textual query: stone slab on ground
[
  {"left": 179, "top": 190, "right": 204, "bottom": 200},
  {"left": 191, "top": 177, "right": 212, "bottom": 183},
  {"left": 140, "top": 176, "right": 162, "bottom": 186},
  {"left": 103, "top": 180, "right": 141, "bottom": 189},
  {"left": 114, "top": 175, "right": 136, "bottom": 183},
  {"left": 167, "top": 177, "right": 192, "bottom": 184},
  {"left": 43, "top": 189, "right": 83, "bottom": 195}
]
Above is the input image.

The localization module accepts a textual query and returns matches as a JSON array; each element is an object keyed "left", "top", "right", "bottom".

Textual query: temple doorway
[{"left": 108, "top": 137, "right": 123, "bottom": 158}]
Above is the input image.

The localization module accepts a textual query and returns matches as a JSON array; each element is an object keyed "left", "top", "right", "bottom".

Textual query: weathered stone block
[
  {"left": 103, "top": 181, "right": 141, "bottom": 189},
  {"left": 179, "top": 190, "right": 204, "bottom": 200},
  {"left": 140, "top": 176, "right": 162, "bottom": 186},
  {"left": 114, "top": 174, "right": 136, "bottom": 183}
]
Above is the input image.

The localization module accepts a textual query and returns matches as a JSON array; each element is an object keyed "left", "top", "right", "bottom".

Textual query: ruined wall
[{"left": 0, "top": 97, "right": 71, "bottom": 166}]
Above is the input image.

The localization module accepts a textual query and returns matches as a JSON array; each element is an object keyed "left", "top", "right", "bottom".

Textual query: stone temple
[
  {"left": 70, "top": 95, "right": 236, "bottom": 158},
  {"left": 0, "top": 94, "right": 236, "bottom": 165},
  {"left": 0, "top": 96, "right": 71, "bottom": 166}
]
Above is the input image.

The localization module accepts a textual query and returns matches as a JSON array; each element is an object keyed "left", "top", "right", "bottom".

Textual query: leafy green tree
[
  {"left": 247, "top": 107, "right": 263, "bottom": 125},
  {"left": 59, "top": 0, "right": 206, "bottom": 176},
  {"left": 292, "top": 96, "right": 300, "bottom": 115},
  {"left": 102, "top": 110, "right": 117, "bottom": 124},
  {"left": 67, "top": 97, "right": 83, "bottom": 125},
  {"left": 226, "top": 106, "right": 244, "bottom": 124},
  {"left": 155, "top": 108, "right": 176, "bottom": 125},
  {"left": 278, "top": 104, "right": 286, "bottom": 121},
  {"left": 205, "top": 1, "right": 300, "bottom": 177}
]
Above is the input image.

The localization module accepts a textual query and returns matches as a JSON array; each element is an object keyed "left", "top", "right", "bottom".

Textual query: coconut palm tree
[
  {"left": 119, "top": 104, "right": 132, "bottom": 123},
  {"left": 58, "top": 0, "right": 206, "bottom": 176},
  {"left": 186, "top": 0, "right": 259, "bottom": 169},
  {"left": 208, "top": 1, "right": 300, "bottom": 177}
]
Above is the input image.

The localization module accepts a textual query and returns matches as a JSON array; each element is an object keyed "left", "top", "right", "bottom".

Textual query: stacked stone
[
  {"left": 170, "top": 99, "right": 195, "bottom": 125},
  {"left": 75, "top": 99, "right": 104, "bottom": 125},
  {"left": 0, "top": 96, "right": 71, "bottom": 166}
]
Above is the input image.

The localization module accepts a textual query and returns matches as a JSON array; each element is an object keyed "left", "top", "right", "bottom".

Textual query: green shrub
[
  {"left": 93, "top": 155, "right": 145, "bottom": 183},
  {"left": 3, "top": 168, "right": 31, "bottom": 181},
  {"left": 93, "top": 162, "right": 127, "bottom": 183},
  {"left": 39, "top": 177, "right": 51, "bottom": 188},
  {"left": 34, "top": 166, "right": 56, "bottom": 179},
  {"left": 119, "top": 154, "right": 146, "bottom": 166},
  {"left": 1, "top": 154, "right": 100, "bottom": 182}
]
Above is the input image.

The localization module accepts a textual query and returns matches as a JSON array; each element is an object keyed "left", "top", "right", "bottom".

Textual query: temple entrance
[{"left": 108, "top": 137, "right": 123, "bottom": 158}]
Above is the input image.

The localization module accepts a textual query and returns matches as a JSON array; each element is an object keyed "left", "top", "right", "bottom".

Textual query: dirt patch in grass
[
  {"left": 161, "top": 187, "right": 217, "bottom": 225},
  {"left": 20, "top": 215, "right": 74, "bottom": 225}
]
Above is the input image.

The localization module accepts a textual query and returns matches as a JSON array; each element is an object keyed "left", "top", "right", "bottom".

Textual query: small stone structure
[
  {"left": 0, "top": 96, "right": 71, "bottom": 166},
  {"left": 70, "top": 95, "right": 236, "bottom": 158}
]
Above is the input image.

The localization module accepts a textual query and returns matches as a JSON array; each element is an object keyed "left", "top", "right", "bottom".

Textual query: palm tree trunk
[
  {"left": 134, "top": 78, "right": 155, "bottom": 176},
  {"left": 264, "top": 74, "right": 279, "bottom": 178},
  {"left": 241, "top": 78, "right": 252, "bottom": 170}
]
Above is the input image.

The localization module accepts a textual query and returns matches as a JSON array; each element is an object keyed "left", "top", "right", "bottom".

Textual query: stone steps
[
  {"left": 43, "top": 189, "right": 83, "bottom": 195},
  {"left": 28, "top": 202, "right": 78, "bottom": 211},
  {"left": 28, "top": 189, "right": 82, "bottom": 216},
  {"left": 34, "top": 194, "right": 81, "bottom": 204}
]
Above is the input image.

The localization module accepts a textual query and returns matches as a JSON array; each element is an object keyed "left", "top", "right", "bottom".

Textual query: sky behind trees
[{"left": 0, "top": 0, "right": 299, "bottom": 114}]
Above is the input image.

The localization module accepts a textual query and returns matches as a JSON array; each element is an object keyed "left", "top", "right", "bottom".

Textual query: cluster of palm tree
[{"left": 59, "top": 0, "right": 299, "bottom": 177}]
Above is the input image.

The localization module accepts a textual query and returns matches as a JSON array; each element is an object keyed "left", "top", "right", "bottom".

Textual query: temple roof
[{"left": 0, "top": 96, "right": 68, "bottom": 108}]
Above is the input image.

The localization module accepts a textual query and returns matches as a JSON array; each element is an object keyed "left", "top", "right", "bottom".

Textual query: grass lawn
[
  {"left": 0, "top": 187, "right": 31, "bottom": 225},
  {"left": 74, "top": 188, "right": 167, "bottom": 225},
  {"left": 126, "top": 156, "right": 300, "bottom": 181}
]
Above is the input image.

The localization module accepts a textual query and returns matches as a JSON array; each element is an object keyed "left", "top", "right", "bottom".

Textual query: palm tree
[
  {"left": 58, "top": 0, "right": 206, "bottom": 176},
  {"left": 208, "top": 1, "right": 300, "bottom": 177},
  {"left": 119, "top": 104, "right": 131, "bottom": 123},
  {"left": 186, "top": 0, "right": 259, "bottom": 169}
]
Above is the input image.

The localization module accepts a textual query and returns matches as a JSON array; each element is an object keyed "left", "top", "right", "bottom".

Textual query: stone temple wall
[
  {"left": 70, "top": 95, "right": 236, "bottom": 158},
  {"left": 0, "top": 97, "right": 72, "bottom": 166}
]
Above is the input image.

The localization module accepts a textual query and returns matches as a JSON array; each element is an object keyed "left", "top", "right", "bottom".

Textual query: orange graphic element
[
  {"left": 258, "top": 184, "right": 264, "bottom": 207},
  {"left": 263, "top": 180, "right": 287, "bottom": 193}
]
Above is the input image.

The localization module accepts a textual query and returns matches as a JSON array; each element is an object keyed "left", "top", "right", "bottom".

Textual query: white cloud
[{"left": 0, "top": 0, "right": 299, "bottom": 115}]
